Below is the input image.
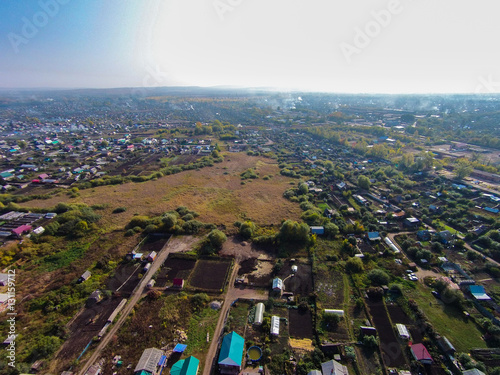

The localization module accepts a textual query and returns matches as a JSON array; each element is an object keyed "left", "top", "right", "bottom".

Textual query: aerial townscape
[
  {"left": 2, "top": 88, "right": 500, "bottom": 375},
  {"left": 2, "top": 0, "right": 500, "bottom": 373}
]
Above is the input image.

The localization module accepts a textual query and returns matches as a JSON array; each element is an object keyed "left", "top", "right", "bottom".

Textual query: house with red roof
[
  {"left": 173, "top": 278, "right": 184, "bottom": 289},
  {"left": 410, "top": 343, "right": 433, "bottom": 365},
  {"left": 12, "top": 225, "right": 32, "bottom": 238}
]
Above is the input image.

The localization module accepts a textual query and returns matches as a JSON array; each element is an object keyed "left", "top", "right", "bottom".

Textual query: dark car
[{"left": 431, "top": 290, "right": 441, "bottom": 299}]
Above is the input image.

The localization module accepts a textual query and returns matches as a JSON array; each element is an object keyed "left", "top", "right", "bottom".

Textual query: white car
[{"left": 408, "top": 274, "right": 418, "bottom": 281}]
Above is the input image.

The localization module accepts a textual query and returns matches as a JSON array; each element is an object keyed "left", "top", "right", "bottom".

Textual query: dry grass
[
  {"left": 21, "top": 153, "right": 301, "bottom": 230},
  {"left": 288, "top": 338, "right": 315, "bottom": 352}
]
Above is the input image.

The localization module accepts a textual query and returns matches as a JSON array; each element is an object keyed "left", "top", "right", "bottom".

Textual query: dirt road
[
  {"left": 78, "top": 235, "right": 198, "bottom": 375},
  {"left": 201, "top": 263, "right": 268, "bottom": 375}
]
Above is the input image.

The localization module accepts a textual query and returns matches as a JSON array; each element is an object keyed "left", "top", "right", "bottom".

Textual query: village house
[{"left": 218, "top": 331, "right": 245, "bottom": 375}]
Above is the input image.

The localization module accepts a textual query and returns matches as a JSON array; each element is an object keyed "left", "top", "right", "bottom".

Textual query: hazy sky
[{"left": 1, "top": 0, "right": 499, "bottom": 93}]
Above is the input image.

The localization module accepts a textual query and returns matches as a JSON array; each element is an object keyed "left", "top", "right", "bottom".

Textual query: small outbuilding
[
  {"left": 321, "top": 359, "right": 349, "bottom": 375},
  {"left": 134, "top": 347, "right": 163, "bottom": 374},
  {"left": 462, "top": 369, "right": 486, "bottom": 375},
  {"left": 404, "top": 217, "right": 420, "bottom": 228},
  {"left": 79, "top": 270, "right": 91, "bottom": 283},
  {"left": 437, "top": 336, "right": 456, "bottom": 356},
  {"left": 272, "top": 278, "right": 283, "bottom": 293},
  {"left": 148, "top": 251, "right": 157, "bottom": 262},
  {"left": 84, "top": 365, "right": 101, "bottom": 375},
  {"left": 86, "top": 290, "right": 102, "bottom": 306},
  {"left": 310, "top": 226, "right": 325, "bottom": 235},
  {"left": 395, "top": 323, "right": 410, "bottom": 340},
  {"left": 360, "top": 326, "right": 377, "bottom": 337},
  {"left": 173, "top": 278, "right": 185, "bottom": 289}
]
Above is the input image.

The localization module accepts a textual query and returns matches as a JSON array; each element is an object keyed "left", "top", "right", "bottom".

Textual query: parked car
[{"left": 431, "top": 290, "right": 441, "bottom": 299}]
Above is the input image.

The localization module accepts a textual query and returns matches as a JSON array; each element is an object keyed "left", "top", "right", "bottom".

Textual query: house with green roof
[
  {"left": 171, "top": 356, "right": 199, "bottom": 375},
  {"left": 218, "top": 331, "right": 245, "bottom": 374}
]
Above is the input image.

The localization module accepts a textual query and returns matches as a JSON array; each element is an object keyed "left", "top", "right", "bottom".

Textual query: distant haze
[{"left": 1, "top": 0, "right": 499, "bottom": 93}]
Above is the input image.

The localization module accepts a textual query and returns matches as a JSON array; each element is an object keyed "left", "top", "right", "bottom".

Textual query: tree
[
  {"left": 208, "top": 229, "right": 227, "bottom": 249},
  {"left": 162, "top": 213, "right": 177, "bottom": 229},
  {"left": 30, "top": 335, "right": 61, "bottom": 360},
  {"left": 298, "top": 181, "right": 309, "bottom": 194},
  {"left": 324, "top": 222, "right": 339, "bottom": 238},
  {"left": 454, "top": 158, "right": 473, "bottom": 179},
  {"left": 301, "top": 210, "right": 323, "bottom": 225},
  {"left": 278, "top": 220, "right": 310, "bottom": 244},
  {"left": 400, "top": 153, "right": 414, "bottom": 170},
  {"left": 239, "top": 221, "right": 256, "bottom": 239},
  {"left": 345, "top": 257, "right": 364, "bottom": 274},
  {"left": 323, "top": 312, "right": 341, "bottom": 329},
  {"left": 362, "top": 335, "right": 379, "bottom": 348},
  {"left": 75, "top": 220, "right": 89, "bottom": 233},
  {"left": 212, "top": 120, "right": 223, "bottom": 133},
  {"left": 357, "top": 175, "right": 370, "bottom": 190},
  {"left": 367, "top": 269, "right": 390, "bottom": 286}
]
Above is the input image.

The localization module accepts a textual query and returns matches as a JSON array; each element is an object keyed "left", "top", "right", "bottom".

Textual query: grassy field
[
  {"left": 407, "top": 283, "right": 486, "bottom": 352},
  {"left": 185, "top": 305, "right": 220, "bottom": 369},
  {"left": 347, "top": 197, "right": 361, "bottom": 211},
  {"left": 20, "top": 153, "right": 302, "bottom": 230},
  {"left": 317, "top": 203, "right": 331, "bottom": 212}
]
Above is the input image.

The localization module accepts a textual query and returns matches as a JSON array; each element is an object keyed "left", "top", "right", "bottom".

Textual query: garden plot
[
  {"left": 156, "top": 256, "right": 196, "bottom": 287},
  {"left": 55, "top": 296, "right": 123, "bottom": 369},
  {"left": 189, "top": 258, "right": 232, "bottom": 292},
  {"left": 289, "top": 308, "right": 314, "bottom": 339},
  {"left": 367, "top": 301, "right": 407, "bottom": 368},
  {"left": 386, "top": 304, "right": 414, "bottom": 325}
]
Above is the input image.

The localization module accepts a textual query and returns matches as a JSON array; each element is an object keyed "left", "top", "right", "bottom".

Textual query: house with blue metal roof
[
  {"left": 171, "top": 356, "right": 199, "bottom": 375},
  {"left": 367, "top": 232, "right": 381, "bottom": 241},
  {"left": 469, "top": 285, "right": 491, "bottom": 300},
  {"left": 310, "top": 226, "right": 325, "bottom": 235},
  {"left": 218, "top": 331, "right": 245, "bottom": 375}
]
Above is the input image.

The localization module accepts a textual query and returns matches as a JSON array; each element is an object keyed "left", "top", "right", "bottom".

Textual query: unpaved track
[
  {"left": 78, "top": 235, "right": 198, "bottom": 375},
  {"left": 202, "top": 263, "right": 268, "bottom": 375}
]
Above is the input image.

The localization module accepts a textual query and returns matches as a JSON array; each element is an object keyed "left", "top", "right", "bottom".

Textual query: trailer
[{"left": 147, "top": 251, "right": 157, "bottom": 262}]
